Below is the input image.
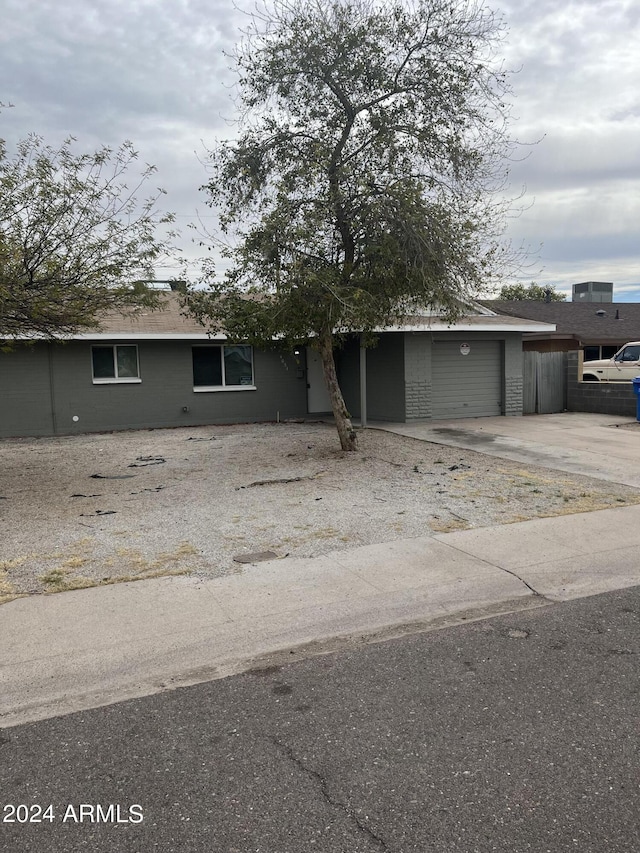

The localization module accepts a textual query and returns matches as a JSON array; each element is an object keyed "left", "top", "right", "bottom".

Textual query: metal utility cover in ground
[{"left": 233, "top": 551, "right": 279, "bottom": 564}]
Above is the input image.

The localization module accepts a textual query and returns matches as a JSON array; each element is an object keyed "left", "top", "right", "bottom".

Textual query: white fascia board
[
  {"left": 8, "top": 322, "right": 556, "bottom": 342},
  {"left": 6, "top": 332, "right": 228, "bottom": 342},
  {"left": 73, "top": 332, "right": 228, "bottom": 341},
  {"left": 374, "top": 321, "right": 557, "bottom": 333}
]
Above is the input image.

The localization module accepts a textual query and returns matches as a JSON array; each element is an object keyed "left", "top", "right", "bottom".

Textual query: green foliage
[
  {"left": 185, "top": 0, "right": 516, "bottom": 343},
  {"left": 0, "top": 135, "right": 176, "bottom": 338},
  {"left": 496, "top": 282, "right": 566, "bottom": 301},
  {"left": 183, "top": 0, "right": 519, "bottom": 450}
]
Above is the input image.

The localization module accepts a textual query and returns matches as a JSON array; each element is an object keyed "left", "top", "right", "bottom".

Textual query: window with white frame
[
  {"left": 91, "top": 345, "right": 141, "bottom": 383},
  {"left": 192, "top": 345, "right": 254, "bottom": 390}
]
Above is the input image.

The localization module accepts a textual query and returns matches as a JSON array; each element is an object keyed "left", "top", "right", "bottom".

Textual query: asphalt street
[{"left": 1, "top": 586, "right": 639, "bottom": 853}]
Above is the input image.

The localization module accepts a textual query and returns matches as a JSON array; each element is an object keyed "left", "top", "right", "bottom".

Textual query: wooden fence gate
[{"left": 523, "top": 351, "right": 566, "bottom": 414}]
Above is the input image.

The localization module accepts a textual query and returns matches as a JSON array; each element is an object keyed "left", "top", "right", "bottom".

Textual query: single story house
[
  {"left": 0, "top": 294, "right": 554, "bottom": 438},
  {"left": 482, "top": 300, "right": 640, "bottom": 361}
]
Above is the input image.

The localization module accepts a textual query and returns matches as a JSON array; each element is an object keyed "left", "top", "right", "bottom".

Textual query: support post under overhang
[{"left": 359, "top": 335, "right": 367, "bottom": 428}]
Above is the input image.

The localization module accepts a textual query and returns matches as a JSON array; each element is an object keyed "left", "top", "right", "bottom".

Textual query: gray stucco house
[{"left": 0, "top": 294, "right": 553, "bottom": 438}]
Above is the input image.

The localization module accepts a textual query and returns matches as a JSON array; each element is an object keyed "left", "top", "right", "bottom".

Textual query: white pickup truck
[{"left": 582, "top": 342, "right": 640, "bottom": 381}]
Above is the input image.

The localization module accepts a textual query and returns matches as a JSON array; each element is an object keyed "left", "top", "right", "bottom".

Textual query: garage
[{"left": 431, "top": 340, "right": 502, "bottom": 418}]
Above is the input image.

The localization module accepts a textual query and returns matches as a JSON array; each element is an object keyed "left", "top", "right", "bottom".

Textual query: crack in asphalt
[{"left": 272, "top": 737, "right": 392, "bottom": 852}]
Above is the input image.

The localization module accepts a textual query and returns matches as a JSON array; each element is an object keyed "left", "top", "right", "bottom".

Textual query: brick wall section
[
  {"left": 503, "top": 336, "right": 524, "bottom": 416},
  {"left": 404, "top": 334, "right": 432, "bottom": 419},
  {"left": 566, "top": 351, "right": 638, "bottom": 417},
  {"left": 405, "top": 381, "right": 432, "bottom": 419},
  {"left": 504, "top": 376, "right": 524, "bottom": 415}
]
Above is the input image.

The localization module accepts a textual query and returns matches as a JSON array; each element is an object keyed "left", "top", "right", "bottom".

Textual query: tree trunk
[{"left": 317, "top": 329, "right": 358, "bottom": 452}]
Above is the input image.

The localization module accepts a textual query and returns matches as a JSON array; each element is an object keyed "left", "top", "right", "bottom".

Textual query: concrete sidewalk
[{"left": 3, "top": 503, "right": 640, "bottom": 729}]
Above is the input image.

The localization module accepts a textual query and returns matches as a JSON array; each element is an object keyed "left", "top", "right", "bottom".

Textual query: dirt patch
[{"left": 1, "top": 423, "right": 639, "bottom": 601}]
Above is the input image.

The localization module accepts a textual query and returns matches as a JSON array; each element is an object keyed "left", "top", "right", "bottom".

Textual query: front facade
[
  {"left": 0, "top": 295, "right": 554, "bottom": 438},
  {"left": 0, "top": 338, "right": 308, "bottom": 438}
]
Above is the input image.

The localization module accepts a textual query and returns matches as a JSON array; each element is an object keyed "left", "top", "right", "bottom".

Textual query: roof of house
[
  {"left": 67, "top": 292, "right": 555, "bottom": 340},
  {"left": 483, "top": 300, "right": 640, "bottom": 343},
  {"left": 85, "top": 293, "right": 214, "bottom": 338}
]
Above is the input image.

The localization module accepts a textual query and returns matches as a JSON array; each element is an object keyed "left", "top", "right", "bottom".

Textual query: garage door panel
[{"left": 432, "top": 341, "right": 502, "bottom": 419}]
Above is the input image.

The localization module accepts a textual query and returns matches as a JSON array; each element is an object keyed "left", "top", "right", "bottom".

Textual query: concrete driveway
[{"left": 378, "top": 412, "right": 640, "bottom": 488}]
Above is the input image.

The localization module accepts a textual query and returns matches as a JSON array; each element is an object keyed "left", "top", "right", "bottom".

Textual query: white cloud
[
  {"left": 493, "top": 0, "right": 640, "bottom": 295},
  {"left": 2, "top": 0, "right": 639, "bottom": 296}
]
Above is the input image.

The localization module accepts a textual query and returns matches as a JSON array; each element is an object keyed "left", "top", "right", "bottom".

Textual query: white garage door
[{"left": 431, "top": 341, "right": 502, "bottom": 419}]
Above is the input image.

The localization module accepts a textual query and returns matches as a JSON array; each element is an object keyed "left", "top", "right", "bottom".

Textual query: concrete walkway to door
[{"left": 376, "top": 412, "right": 640, "bottom": 489}]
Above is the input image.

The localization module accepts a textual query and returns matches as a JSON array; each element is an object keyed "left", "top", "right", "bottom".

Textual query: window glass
[
  {"left": 92, "top": 347, "right": 115, "bottom": 378},
  {"left": 621, "top": 346, "right": 640, "bottom": 362},
  {"left": 583, "top": 346, "right": 599, "bottom": 362},
  {"left": 117, "top": 346, "right": 139, "bottom": 377},
  {"left": 602, "top": 346, "right": 619, "bottom": 359},
  {"left": 92, "top": 345, "right": 139, "bottom": 381},
  {"left": 224, "top": 345, "right": 253, "bottom": 385},
  {"left": 193, "top": 348, "right": 223, "bottom": 386}
]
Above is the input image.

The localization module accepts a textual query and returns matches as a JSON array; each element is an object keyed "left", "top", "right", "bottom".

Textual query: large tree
[
  {"left": 496, "top": 282, "right": 566, "bottom": 301},
  {"left": 184, "top": 0, "right": 517, "bottom": 450},
  {"left": 0, "top": 134, "right": 175, "bottom": 339}
]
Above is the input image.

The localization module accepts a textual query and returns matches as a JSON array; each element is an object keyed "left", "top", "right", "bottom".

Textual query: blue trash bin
[{"left": 633, "top": 377, "right": 640, "bottom": 421}]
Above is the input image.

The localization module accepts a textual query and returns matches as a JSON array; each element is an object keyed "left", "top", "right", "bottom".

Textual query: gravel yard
[{"left": 2, "top": 422, "right": 639, "bottom": 602}]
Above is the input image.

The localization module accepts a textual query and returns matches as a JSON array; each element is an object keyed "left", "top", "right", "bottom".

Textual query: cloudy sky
[{"left": 2, "top": 0, "right": 639, "bottom": 300}]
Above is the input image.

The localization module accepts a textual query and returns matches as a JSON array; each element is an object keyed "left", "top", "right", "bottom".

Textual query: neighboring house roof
[{"left": 483, "top": 300, "right": 640, "bottom": 343}]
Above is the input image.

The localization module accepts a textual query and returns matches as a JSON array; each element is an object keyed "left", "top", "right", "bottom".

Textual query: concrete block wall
[
  {"left": 503, "top": 336, "right": 524, "bottom": 416},
  {"left": 404, "top": 334, "right": 432, "bottom": 420},
  {"left": 0, "top": 341, "right": 309, "bottom": 438},
  {"left": 504, "top": 376, "right": 524, "bottom": 415},
  {"left": 566, "top": 351, "right": 637, "bottom": 417},
  {"left": 0, "top": 344, "right": 55, "bottom": 436}
]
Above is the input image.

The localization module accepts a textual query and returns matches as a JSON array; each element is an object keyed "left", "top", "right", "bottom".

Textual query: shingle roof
[
  {"left": 483, "top": 300, "right": 640, "bottom": 343},
  {"left": 79, "top": 293, "right": 220, "bottom": 338},
  {"left": 71, "top": 293, "right": 554, "bottom": 338},
  {"left": 58, "top": 292, "right": 555, "bottom": 340}
]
